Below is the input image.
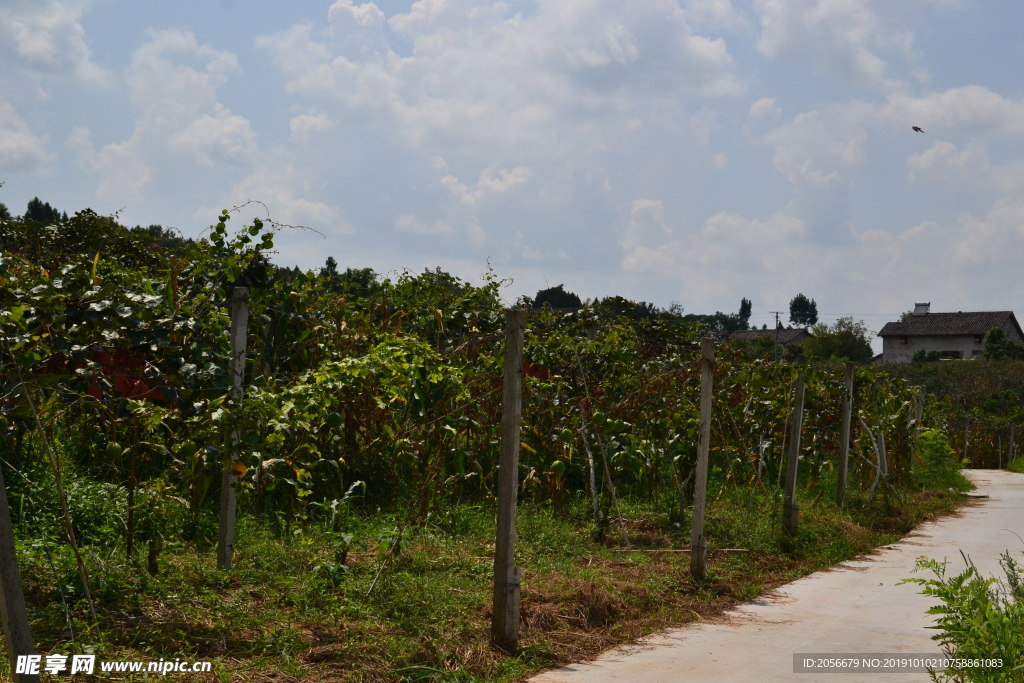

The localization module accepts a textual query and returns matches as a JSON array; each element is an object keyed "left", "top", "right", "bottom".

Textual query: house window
[
  {"left": 974, "top": 336, "right": 983, "bottom": 344},
  {"left": 972, "top": 350, "right": 983, "bottom": 357},
  {"left": 900, "top": 336, "right": 908, "bottom": 344}
]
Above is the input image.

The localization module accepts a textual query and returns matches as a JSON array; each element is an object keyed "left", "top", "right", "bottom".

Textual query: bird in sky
[{"left": 912, "top": 126, "right": 925, "bottom": 133}]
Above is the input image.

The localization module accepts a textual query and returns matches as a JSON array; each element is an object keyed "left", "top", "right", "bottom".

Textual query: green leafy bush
[
  {"left": 913, "top": 348, "right": 943, "bottom": 363},
  {"left": 915, "top": 429, "right": 972, "bottom": 492},
  {"left": 983, "top": 327, "right": 1024, "bottom": 362},
  {"left": 805, "top": 316, "right": 873, "bottom": 362},
  {"left": 903, "top": 552, "right": 1024, "bottom": 682}
]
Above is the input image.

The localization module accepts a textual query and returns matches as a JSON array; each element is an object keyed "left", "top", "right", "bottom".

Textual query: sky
[{"left": 2, "top": 0, "right": 1023, "bottom": 343}]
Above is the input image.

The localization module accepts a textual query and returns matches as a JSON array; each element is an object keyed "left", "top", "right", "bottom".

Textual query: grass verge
[{"left": 9, "top": 483, "right": 969, "bottom": 682}]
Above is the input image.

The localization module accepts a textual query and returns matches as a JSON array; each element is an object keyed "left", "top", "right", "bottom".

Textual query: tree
[
  {"left": 129, "top": 223, "right": 195, "bottom": 257},
  {"left": 805, "top": 317, "right": 873, "bottom": 362},
  {"left": 1, "top": 208, "right": 195, "bottom": 270},
  {"left": 739, "top": 298, "right": 752, "bottom": 330},
  {"left": 24, "top": 196, "right": 62, "bottom": 225},
  {"left": 337, "top": 267, "right": 380, "bottom": 299},
  {"left": 789, "top": 293, "right": 818, "bottom": 326},
  {"left": 535, "top": 284, "right": 582, "bottom": 309},
  {"left": 983, "top": 327, "right": 1024, "bottom": 361},
  {"left": 322, "top": 256, "right": 339, "bottom": 277},
  {"left": 0, "top": 202, "right": 10, "bottom": 221}
]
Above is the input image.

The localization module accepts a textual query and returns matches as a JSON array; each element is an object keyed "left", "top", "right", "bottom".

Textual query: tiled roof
[
  {"left": 731, "top": 328, "right": 811, "bottom": 344},
  {"left": 878, "top": 311, "right": 1022, "bottom": 337}
]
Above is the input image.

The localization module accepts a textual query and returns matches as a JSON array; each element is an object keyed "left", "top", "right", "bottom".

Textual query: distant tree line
[{"left": 2, "top": 196, "right": 875, "bottom": 361}]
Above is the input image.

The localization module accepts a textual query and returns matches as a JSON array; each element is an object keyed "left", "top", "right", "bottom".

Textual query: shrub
[
  {"left": 915, "top": 429, "right": 972, "bottom": 492},
  {"left": 912, "top": 348, "right": 943, "bottom": 364},
  {"left": 983, "top": 327, "right": 1024, "bottom": 361},
  {"left": 903, "top": 552, "right": 1024, "bottom": 682},
  {"left": 805, "top": 317, "right": 873, "bottom": 362}
]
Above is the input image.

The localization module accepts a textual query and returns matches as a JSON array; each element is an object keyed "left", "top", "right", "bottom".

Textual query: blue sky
[{"left": 2, "top": 0, "right": 1023, "bottom": 340}]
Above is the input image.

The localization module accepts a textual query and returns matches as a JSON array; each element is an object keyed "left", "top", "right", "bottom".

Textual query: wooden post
[
  {"left": 877, "top": 428, "right": 888, "bottom": 477},
  {"left": 912, "top": 388, "right": 925, "bottom": 473},
  {"left": 914, "top": 389, "right": 925, "bottom": 434},
  {"left": 836, "top": 362, "right": 853, "bottom": 506},
  {"left": 492, "top": 308, "right": 524, "bottom": 653},
  {"left": 690, "top": 338, "right": 714, "bottom": 581},
  {"left": 783, "top": 372, "right": 805, "bottom": 537},
  {"left": 578, "top": 404, "right": 601, "bottom": 525},
  {"left": 1011, "top": 425, "right": 1016, "bottom": 464},
  {"left": 0, "top": 466, "right": 38, "bottom": 683},
  {"left": 217, "top": 287, "right": 249, "bottom": 571},
  {"left": 962, "top": 420, "right": 970, "bottom": 465}
]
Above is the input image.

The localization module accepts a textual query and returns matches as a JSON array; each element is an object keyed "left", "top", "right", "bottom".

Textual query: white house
[{"left": 878, "top": 302, "right": 1023, "bottom": 363}]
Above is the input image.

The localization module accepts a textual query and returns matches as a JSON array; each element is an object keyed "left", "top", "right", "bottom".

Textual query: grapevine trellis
[{"left": 0, "top": 207, "right": 1007, "bottom": 673}]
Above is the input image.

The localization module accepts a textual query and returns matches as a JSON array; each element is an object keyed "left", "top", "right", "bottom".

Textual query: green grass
[{"left": 7, "top": 481, "right": 968, "bottom": 682}]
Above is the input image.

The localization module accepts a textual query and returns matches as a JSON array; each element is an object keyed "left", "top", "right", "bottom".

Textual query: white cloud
[
  {"left": 620, "top": 199, "right": 676, "bottom": 272},
  {"left": 752, "top": 0, "right": 916, "bottom": 91},
  {"left": 258, "top": 0, "right": 743, "bottom": 156},
  {"left": 684, "top": 0, "right": 748, "bottom": 31},
  {"left": 441, "top": 165, "right": 532, "bottom": 205},
  {"left": 908, "top": 140, "right": 1024, "bottom": 196},
  {"left": 748, "top": 84, "right": 1024, "bottom": 243},
  {"left": 76, "top": 29, "right": 259, "bottom": 204},
  {"left": 0, "top": 101, "right": 51, "bottom": 172},
  {"left": 243, "top": 0, "right": 746, "bottom": 287},
  {"left": 0, "top": 0, "right": 108, "bottom": 85},
  {"left": 765, "top": 109, "right": 867, "bottom": 185},
  {"left": 748, "top": 96, "right": 780, "bottom": 119},
  {"left": 198, "top": 162, "right": 342, "bottom": 229},
  {"left": 169, "top": 106, "right": 258, "bottom": 167},
  {"left": 289, "top": 113, "right": 337, "bottom": 143},
  {"left": 880, "top": 86, "right": 1024, "bottom": 137},
  {"left": 612, "top": 191, "right": 1024, "bottom": 316},
  {"left": 508, "top": 230, "right": 568, "bottom": 262},
  {"left": 395, "top": 212, "right": 455, "bottom": 236},
  {"left": 620, "top": 202, "right": 808, "bottom": 275},
  {"left": 848, "top": 200, "right": 1024, "bottom": 306},
  {"left": 328, "top": 0, "right": 389, "bottom": 60},
  {"left": 12, "top": 0, "right": 1021, "bottom": 330},
  {"left": 0, "top": 1, "right": 107, "bottom": 176},
  {"left": 95, "top": 139, "right": 153, "bottom": 203},
  {"left": 125, "top": 29, "right": 242, "bottom": 127},
  {"left": 65, "top": 125, "right": 96, "bottom": 171}
]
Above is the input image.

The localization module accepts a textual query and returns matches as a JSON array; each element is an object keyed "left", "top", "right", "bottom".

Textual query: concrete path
[{"left": 532, "top": 470, "right": 1024, "bottom": 683}]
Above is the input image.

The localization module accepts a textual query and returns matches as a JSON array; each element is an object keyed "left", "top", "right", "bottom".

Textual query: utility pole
[{"left": 770, "top": 311, "right": 782, "bottom": 363}]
